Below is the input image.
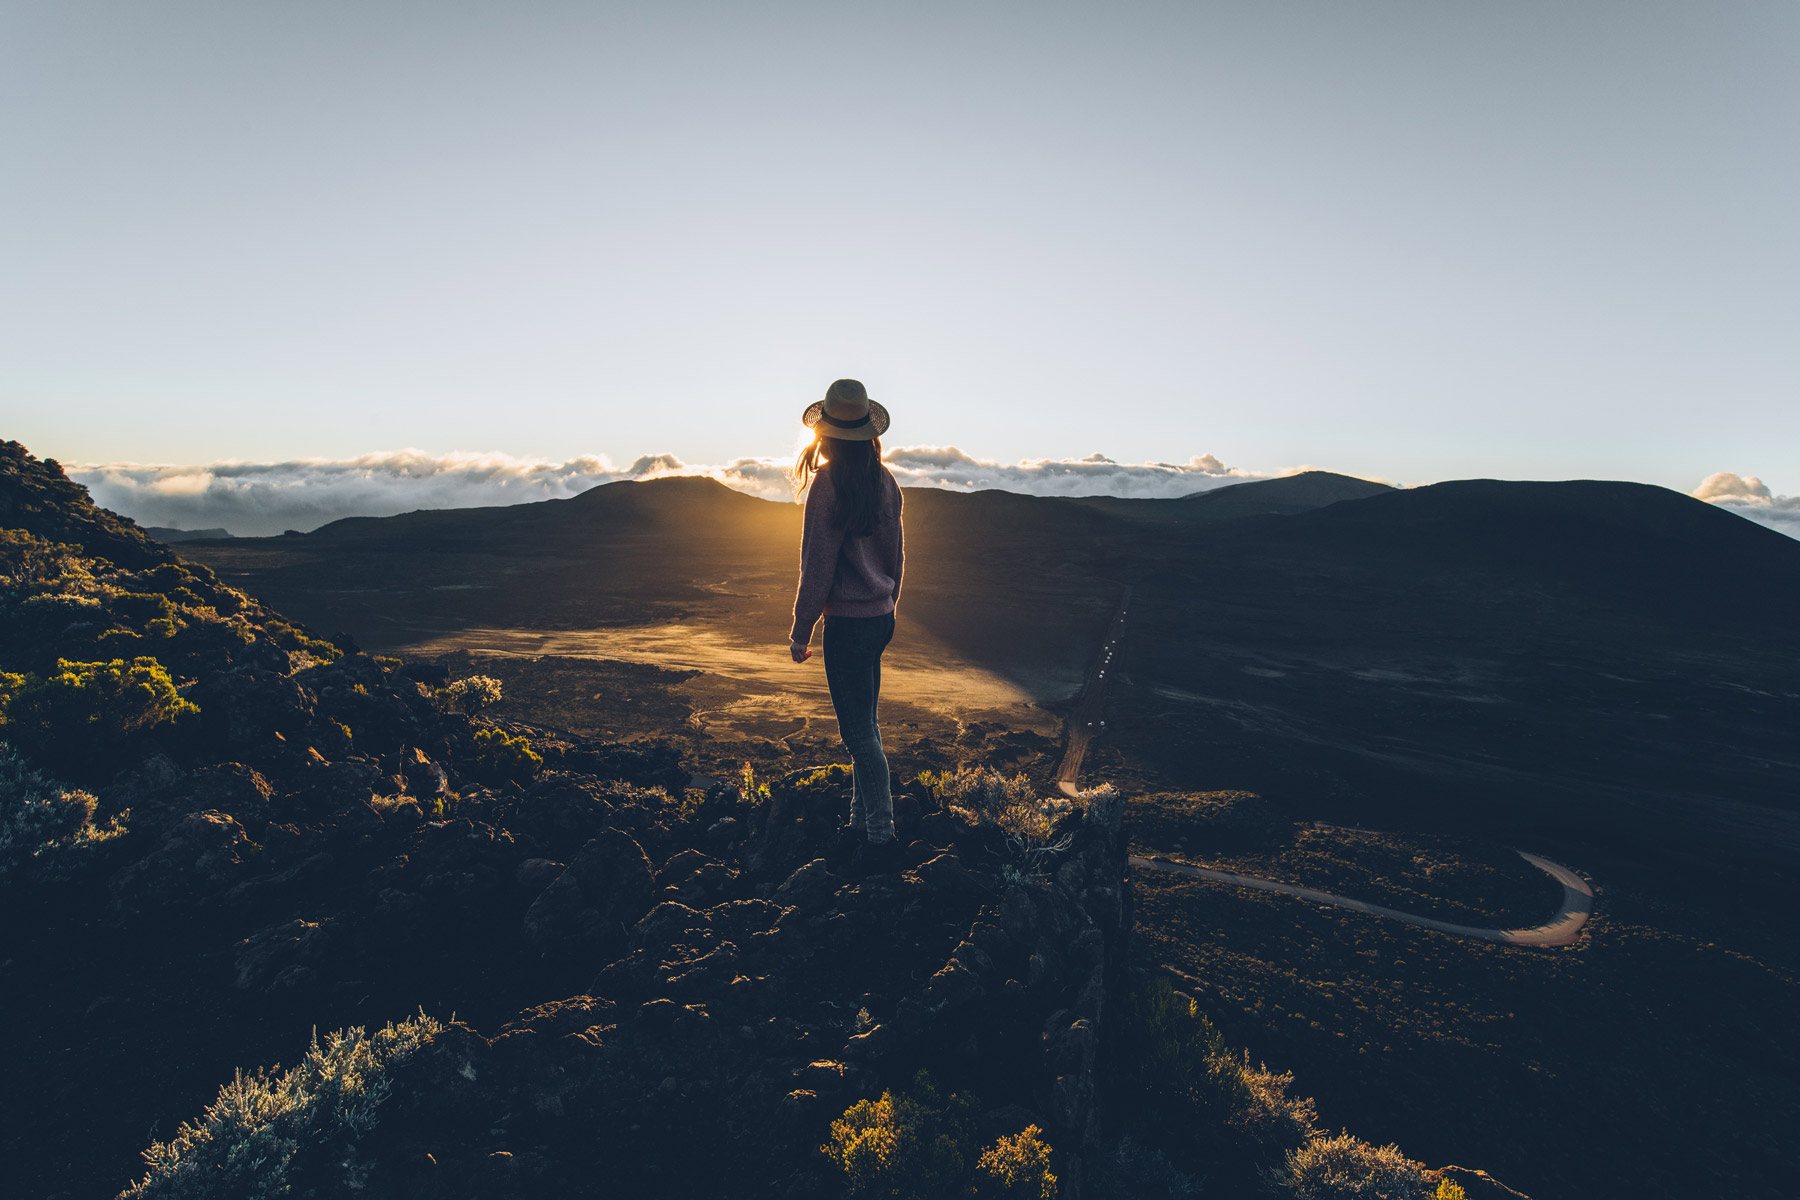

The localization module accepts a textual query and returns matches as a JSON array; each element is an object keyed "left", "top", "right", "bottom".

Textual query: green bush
[
  {"left": 823, "top": 1072, "right": 1061, "bottom": 1199},
  {"left": 122, "top": 1014, "right": 443, "bottom": 1199},
  {"left": 471, "top": 727, "right": 541, "bottom": 783},
  {"left": 261, "top": 618, "right": 342, "bottom": 664},
  {"left": 110, "top": 591, "right": 175, "bottom": 625},
  {"left": 0, "top": 657, "right": 199, "bottom": 760},
  {"left": 823, "top": 1071, "right": 978, "bottom": 1199},
  {"left": 0, "top": 741, "right": 127, "bottom": 880},
  {"left": 436, "top": 674, "right": 503, "bottom": 714},
  {"left": 0, "top": 529, "right": 88, "bottom": 592},
  {"left": 1112, "top": 977, "right": 1317, "bottom": 1174},
  {"left": 976, "top": 1125, "right": 1058, "bottom": 1198}
]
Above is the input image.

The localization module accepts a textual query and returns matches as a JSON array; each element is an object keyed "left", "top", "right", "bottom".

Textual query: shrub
[
  {"left": 471, "top": 727, "right": 541, "bottom": 782},
  {"left": 111, "top": 591, "right": 176, "bottom": 625},
  {"left": 122, "top": 1014, "right": 443, "bottom": 1199},
  {"left": 1118, "top": 978, "right": 1254, "bottom": 1122},
  {"left": 976, "top": 1125, "right": 1058, "bottom": 1198},
  {"left": 823, "top": 1072, "right": 977, "bottom": 1199},
  {"left": 1096, "top": 1136, "right": 1202, "bottom": 1199},
  {"left": 1272, "top": 1132, "right": 1432, "bottom": 1200},
  {"left": 824, "top": 1073, "right": 1062, "bottom": 1199},
  {"left": 0, "top": 741, "right": 127, "bottom": 880},
  {"left": 261, "top": 618, "right": 343, "bottom": 664},
  {"left": 1432, "top": 1180, "right": 1466, "bottom": 1200},
  {"left": 0, "top": 657, "right": 199, "bottom": 762},
  {"left": 928, "top": 766, "right": 1078, "bottom": 877},
  {"left": 741, "top": 759, "right": 779, "bottom": 804},
  {"left": 0, "top": 529, "right": 88, "bottom": 592},
  {"left": 437, "top": 674, "right": 503, "bottom": 714}
]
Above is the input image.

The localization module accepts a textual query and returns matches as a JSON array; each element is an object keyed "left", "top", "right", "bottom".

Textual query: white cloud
[
  {"left": 1692, "top": 472, "right": 1800, "bottom": 538},
  {"left": 72, "top": 446, "right": 1266, "bottom": 537}
]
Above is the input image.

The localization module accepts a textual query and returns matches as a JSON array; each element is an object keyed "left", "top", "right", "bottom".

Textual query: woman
[{"left": 789, "top": 378, "right": 905, "bottom": 865}]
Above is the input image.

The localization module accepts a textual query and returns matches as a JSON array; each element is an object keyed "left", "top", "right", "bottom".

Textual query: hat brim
[{"left": 801, "top": 398, "right": 889, "bottom": 441}]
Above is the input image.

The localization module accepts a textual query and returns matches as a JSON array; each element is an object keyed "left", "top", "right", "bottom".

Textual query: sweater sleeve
[
  {"left": 890, "top": 482, "right": 904, "bottom": 605},
  {"left": 790, "top": 477, "right": 846, "bottom": 644}
]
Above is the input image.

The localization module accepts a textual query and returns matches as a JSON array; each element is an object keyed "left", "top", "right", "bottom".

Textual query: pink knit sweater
[{"left": 789, "top": 466, "right": 905, "bottom": 644}]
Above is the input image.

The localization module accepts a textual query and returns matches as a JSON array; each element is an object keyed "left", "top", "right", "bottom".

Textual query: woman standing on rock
[{"left": 790, "top": 378, "right": 905, "bottom": 869}]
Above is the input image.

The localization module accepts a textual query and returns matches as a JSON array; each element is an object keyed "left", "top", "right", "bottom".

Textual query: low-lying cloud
[
  {"left": 74, "top": 447, "right": 1265, "bottom": 537},
  {"left": 1691, "top": 472, "right": 1800, "bottom": 537}
]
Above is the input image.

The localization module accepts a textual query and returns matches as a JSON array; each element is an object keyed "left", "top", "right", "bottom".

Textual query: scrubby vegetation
[
  {"left": 469, "top": 726, "right": 542, "bottom": 782},
  {"left": 1271, "top": 1131, "right": 1432, "bottom": 1199},
  {"left": 0, "top": 741, "right": 127, "bottom": 879},
  {"left": 121, "top": 1014, "right": 443, "bottom": 1199},
  {"left": 1134, "top": 862, "right": 1800, "bottom": 1199},
  {"left": 823, "top": 1072, "right": 1057, "bottom": 1199},
  {"left": 436, "top": 673, "right": 503, "bottom": 714},
  {"left": 921, "top": 765, "right": 1105, "bottom": 878},
  {"left": 0, "top": 657, "right": 198, "bottom": 769}
]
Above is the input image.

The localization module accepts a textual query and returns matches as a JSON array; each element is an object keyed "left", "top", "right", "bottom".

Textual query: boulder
[
  {"left": 111, "top": 810, "right": 256, "bottom": 912},
  {"left": 523, "top": 829, "right": 655, "bottom": 958}
]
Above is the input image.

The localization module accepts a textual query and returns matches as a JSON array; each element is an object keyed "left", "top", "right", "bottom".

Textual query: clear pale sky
[{"left": 3, "top": 1, "right": 1796, "bottom": 494}]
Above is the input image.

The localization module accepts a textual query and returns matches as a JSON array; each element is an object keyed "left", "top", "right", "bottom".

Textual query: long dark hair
[{"left": 795, "top": 434, "right": 885, "bottom": 537}]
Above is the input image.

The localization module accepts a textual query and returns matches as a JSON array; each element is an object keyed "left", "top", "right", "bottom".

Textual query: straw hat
[{"left": 801, "top": 378, "right": 890, "bottom": 442}]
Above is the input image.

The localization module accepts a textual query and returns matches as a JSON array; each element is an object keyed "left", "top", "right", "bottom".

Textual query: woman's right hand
[{"left": 789, "top": 640, "right": 813, "bottom": 663}]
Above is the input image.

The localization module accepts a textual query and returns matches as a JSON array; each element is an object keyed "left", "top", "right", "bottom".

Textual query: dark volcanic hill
[
  {"left": 180, "top": 471, "right": 1800, "bottom": 873},
  {"left": 1179, "top": 469, "right": 1395, "bottom": 515}
]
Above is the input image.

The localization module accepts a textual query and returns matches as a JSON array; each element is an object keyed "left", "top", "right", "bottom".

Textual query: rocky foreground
[{"left": 3, "top": 441, "right": 1512, "bottom": 1200}]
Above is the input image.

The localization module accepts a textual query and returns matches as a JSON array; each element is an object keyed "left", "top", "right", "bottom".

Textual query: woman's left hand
[{"left": 789, "top": 640, "right": 813, "bottom": 663}]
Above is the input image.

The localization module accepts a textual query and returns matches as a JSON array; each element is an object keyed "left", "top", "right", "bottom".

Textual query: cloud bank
[
  {"left": 73, "top": 447, "right": 1264, "bottom": 537},
  {"left": 1691, "top": 472, "right": 1800, "bottom": 538}
]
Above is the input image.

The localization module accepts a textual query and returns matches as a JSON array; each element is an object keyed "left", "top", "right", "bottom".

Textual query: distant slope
[
  {"left": 1254, "top": 478, "right": 1800, "bottom": 623},
  {"left": 145, "top": 526, "right": 234, "bottom": 543},
  {"left": 1179, "top": 470, "right": 1394, "bottom": 515},
  {"left": 1066, "top": 470, "right": 1393, "bottom": 525}
]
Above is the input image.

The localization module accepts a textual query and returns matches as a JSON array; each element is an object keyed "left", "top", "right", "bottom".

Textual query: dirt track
[{"left": 1126, "top": 849, "right": 1594, "bottom": 946}]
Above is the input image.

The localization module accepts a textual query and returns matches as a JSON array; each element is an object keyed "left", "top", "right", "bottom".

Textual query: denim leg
[{"left": 823, "top": 614, "right": 896, "bottom": 843}]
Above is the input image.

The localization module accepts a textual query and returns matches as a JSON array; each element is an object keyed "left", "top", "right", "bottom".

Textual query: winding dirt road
[
  {"left": 1127, "top": 849, "right": 1594, "bottom": 946},
  {"left": 1057, "top": 592, "right": 1594, "bottom": 947}
]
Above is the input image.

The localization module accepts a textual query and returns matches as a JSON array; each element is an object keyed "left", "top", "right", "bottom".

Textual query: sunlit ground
[{"left": 401, "top": 620, "right": 1066, "bottom": 744}]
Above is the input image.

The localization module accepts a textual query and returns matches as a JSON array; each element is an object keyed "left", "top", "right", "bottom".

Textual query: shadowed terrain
[{"left": 172, "top": 467, "right": 1800, "bottom": 1198}]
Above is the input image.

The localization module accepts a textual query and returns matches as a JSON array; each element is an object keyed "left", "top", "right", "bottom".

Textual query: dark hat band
[{"left": 819, "top": 410, "right": 872, "bottom": 430}]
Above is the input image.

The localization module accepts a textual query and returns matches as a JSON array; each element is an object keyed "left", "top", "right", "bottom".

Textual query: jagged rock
[
  {"left": 234, "top": 917, "right": 338, "bottom": 991},
  {"left": 657, "top": 849, "right": 739, "bottom": 907},
  {"left": 224, "top": 851, "right": 336, "bottom": 908},
  {"left": 772, "top": 858, "right": 838, "bottom": 909},
  {"left": 399, "top": 746, "right": 448, "bottom": 799},
  {"left": 178, "top": 763, "right": 276, "bottom": 831},
  {"left": 192, "top": 669, "right": 315, "bottom": 749},
  {"left": 111, "top": 810, "right": 256, "bottom": 911},
  {"left": 556, "top": 740, "right": 689, "bottom": 793},
  {"left": 516, "top": 857, "right": 566, "bottom": 893},
  {"left": 524, "top": 830, "right": 655, "bottom": 957},
  {"left": 906, "top": 850, "right": 980, "bottom": 894}
]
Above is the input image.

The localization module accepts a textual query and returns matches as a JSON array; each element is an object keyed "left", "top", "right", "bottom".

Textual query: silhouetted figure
[{"left": 789, "top": 379, "right": 904, "bottom": 866}]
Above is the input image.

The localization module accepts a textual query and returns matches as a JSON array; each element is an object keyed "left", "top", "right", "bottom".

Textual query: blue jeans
[{"left": 823, "top": 612, "right": 896, "bottom": 844}]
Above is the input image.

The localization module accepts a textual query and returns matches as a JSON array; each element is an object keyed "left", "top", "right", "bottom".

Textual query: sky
[{"left": 2, "top": 2, "right": 1796, "bottom": 534}]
